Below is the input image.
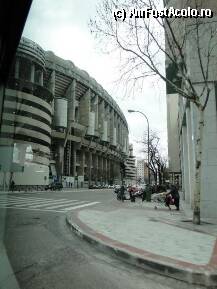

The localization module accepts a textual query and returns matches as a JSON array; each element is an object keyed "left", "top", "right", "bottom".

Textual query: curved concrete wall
[{"left": 0, "top": 37, "right": 129, "bottom": 188}]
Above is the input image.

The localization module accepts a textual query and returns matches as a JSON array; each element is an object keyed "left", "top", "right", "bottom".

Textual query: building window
[
  {"left": 19, "top": 58, "right": 31, "bottom": 81},
  {"left": 35, "top": 64, "right": 42, "bottom": 84}
]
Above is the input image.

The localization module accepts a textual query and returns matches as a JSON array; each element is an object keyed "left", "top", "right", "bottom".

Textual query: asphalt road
[{"left": 3, "top": 189, "right": 206, "bottom": 289}]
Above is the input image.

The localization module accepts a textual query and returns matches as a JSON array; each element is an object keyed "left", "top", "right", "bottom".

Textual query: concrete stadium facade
[{"left": 0, "top": 37, "right": 129, "bottom": 189}]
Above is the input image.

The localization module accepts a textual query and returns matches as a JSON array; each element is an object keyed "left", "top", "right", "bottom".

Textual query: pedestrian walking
[
  {"left": 128, "top": 186, "right": 135, "bottom": 202},
  {"left": 10, "top": 180, "right": 15, "bottom": 192},
  {"left": 170, "top": 185, "right": 180, "bottom": 210}
]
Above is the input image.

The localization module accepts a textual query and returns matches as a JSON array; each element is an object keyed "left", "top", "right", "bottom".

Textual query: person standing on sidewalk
[
  {"left": 10, "top": 180, "right": 15, "bottom": 192},
  {"left": 128, "top": 186, "right": 135, "bottom": 202},
  {"left": 120, "top": 184, "right": 125, "bottom": 202},
  {"left": 165, "top": 185, "right": 180, "bottom": 210},
  {"left": 170, "top": 185, "right": 180, "bottom": 210}
]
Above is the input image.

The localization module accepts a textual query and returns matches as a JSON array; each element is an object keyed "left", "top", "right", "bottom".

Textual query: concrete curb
[{"left": 66, "top": 214, "right": 217, "bottom": 287}]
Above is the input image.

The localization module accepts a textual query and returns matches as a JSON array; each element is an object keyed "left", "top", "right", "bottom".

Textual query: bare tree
[
  {"left": 141, "top": 131, "right": 167, "bottom": 185},
  {"left": 90, "top": 0, "right": 217, "bottom": 224}
]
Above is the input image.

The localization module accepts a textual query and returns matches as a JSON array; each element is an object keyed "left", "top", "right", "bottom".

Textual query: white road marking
[
  {"left": 45, "top": 201, "right": 86, "bottom": 210},
  {"left": 26, "top": 199, "right": 79, "bottom": 208},
  {"left": 0, "top": 196, "right": 101, "bottom": 213},
  {"left": 0, "top": 199, "right": 56, "bottom": 205},
  {"left": 0, "top": 196, "right": 68, "bottom": 202},
  {"left": 62, "top": 202, "right": 100, "bottom": 211}
]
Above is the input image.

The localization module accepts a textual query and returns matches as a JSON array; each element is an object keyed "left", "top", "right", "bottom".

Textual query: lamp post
[{"left": 128, "top": 110, "right": 150, "bottom": 185}]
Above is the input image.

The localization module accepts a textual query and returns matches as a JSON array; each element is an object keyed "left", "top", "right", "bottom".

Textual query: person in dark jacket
[
  {"left": 128, "top": 186, "right": 136, "bottom": 202},
  {"left": 120, "top": 185, "right": 125, "bottom": 202},
  {"left": 171, "top": 185, "right": 180, "bottom": 210},
  {"left": 165, "top": 185, "right": 180, "bottom": 210},
  {"left": 10, "top": 180, "right": 15, "bottom": 192}
]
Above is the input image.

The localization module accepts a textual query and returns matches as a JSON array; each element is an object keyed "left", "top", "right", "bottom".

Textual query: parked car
[
  {"left": 45, "top": 182, "right": 63, "bottom": 191},
  {"left": 108, "top": 185, "right": 114, "bottom": 189}
]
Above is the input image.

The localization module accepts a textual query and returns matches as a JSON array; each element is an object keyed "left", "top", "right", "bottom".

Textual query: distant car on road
[{"left": 45, "top": 182, "right": 63, "bottom": 191}]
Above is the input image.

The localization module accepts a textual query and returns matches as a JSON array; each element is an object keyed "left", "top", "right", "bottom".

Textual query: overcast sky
[{"left": 22, "top": 0, "right": 168, "bottom": 160}]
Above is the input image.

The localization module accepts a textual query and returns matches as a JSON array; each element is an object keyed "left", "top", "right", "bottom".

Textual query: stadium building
[{"left": 0, "top": 37, "right": 129, "bottom": 189}]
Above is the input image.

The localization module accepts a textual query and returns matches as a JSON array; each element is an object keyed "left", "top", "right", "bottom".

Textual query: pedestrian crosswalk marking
[
  {"left": 63, "top": 202, "right": 100, "bottom": 211},
  {"left": 29, "top": 199, "right": 81, "bottom": 209},
  {"left": 0, "top": 198, "right": 71, "bottom": 207},
  {"left": 45, "top": 201, "right": 86, "bottom": 210},
  {"left": 0, "top": 196, "right": 100, "bottom": 213},
  {"left": 0, "top": 199, "right": 54, "bottom": 205},
  {"left": 14, "top": 199, "right": 78, "bottom": 208},
  {"left": 0, "top": 196, "right": 69, "bottom": 202}
]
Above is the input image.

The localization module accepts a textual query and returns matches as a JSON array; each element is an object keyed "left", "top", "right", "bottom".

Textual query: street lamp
[{"left": 128, "top": 109, "right": 150, "bottom": 185}]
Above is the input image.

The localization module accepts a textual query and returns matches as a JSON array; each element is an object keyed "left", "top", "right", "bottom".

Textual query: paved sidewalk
[{"left": 66, "top": 200, "right": 217, "bottom": 287}]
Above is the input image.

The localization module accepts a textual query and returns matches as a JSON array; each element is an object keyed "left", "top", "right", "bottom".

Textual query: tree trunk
[
  {"left": 193, "top": 108, "right": 204, "bottom": 225},
  {"left": 158, "top": 170, "right": 162, "bottom": 185},
  {"left": 154, "top": 172, "right": 157, "bottom": 185}
]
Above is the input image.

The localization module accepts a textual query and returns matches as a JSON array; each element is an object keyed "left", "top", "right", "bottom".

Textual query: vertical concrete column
[
  {"left": 186, "top": 106, "right": 195, "bottom": 207},
  {"left": 107, "top": 158, "right": 110, "bottom": 183},
  {"left": 101, "top": 156, "right": 104, "bottom": 184},
  {"left": 67, "top": 79, "right": 76, "bottom": 124},
  {"left": 57, "top": 145, "right": 64, "bottom": 178},
  {"left": 119, "top": 121, "right": 122, "bottom": 147},
  {"left": 182, "top": 125, "right": 190, "bottom": 204},
  {"left": 95, "top": 95, "right": 99, "bottom": 134},
  {"left": 96, "top": 154, "right": 99, "bottom": 183},
  {"left": 114, "top": 161, "right": 119, "bottom": 182},
  {"left": 110, "top": 160, "right": 114, "bottom": 183},
  {"left": 114, "top": 113, "right": 117, "bottom": 146},
  {"left": 49, "top": 70, "right": 56, "bottom": 95},
  {"left": 121, "top": 122, "right": 124, "bottom": 148},
  {"left": 15, "top": 58, "right": 20, "bottom": 79},
  {"left": 98, "top": 155, "right": 101, "bottom": 184},
  {"left": 89, "top": 151, "right": 92, "bottom": 185},
  {"left": 40, "top": 70, "right": 43, "bottom": 86},
  {"left": 68, "top": 141, "right": 71, "bottom": 176},
  {"left": 110, "top": 109, "right": 114, "bottom": 145},
  {"left": 80, "top": 150, "right": 85, "bottom": 176},
  {"left": 71, "top": 144, "right": 76, "bottom": 177},
  {"left": 123, "top": 128, "right": 127, "bottom": 152},
  {"left": 49, "top": 70, "right": 55, "bottom": 116},
  {"left": 126, "top": 134, "right": 129, "bottom": 153},
  {"left": 105, "top": 104, "right": 110, "bottom": 141},
  {"left": 117, "top": 161, "right": 121, "bottom": 181},
  {"left": 118, "top": 119, "right": 121, "bottom": 146},
  {"left": 104, "top": 158, "right": 107, "bottom": 184},
  {"left": 98, "top": 98, "right": 104, "bottom": 137},
  {"left": 79, "top": 88, "right": 90, "bottom": 127},
  {"left": 116, "top": 117, "right": 119, "bottom": 145},
  {"left": 30, "top": 63, "right": 35, "bottom": 83}
]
